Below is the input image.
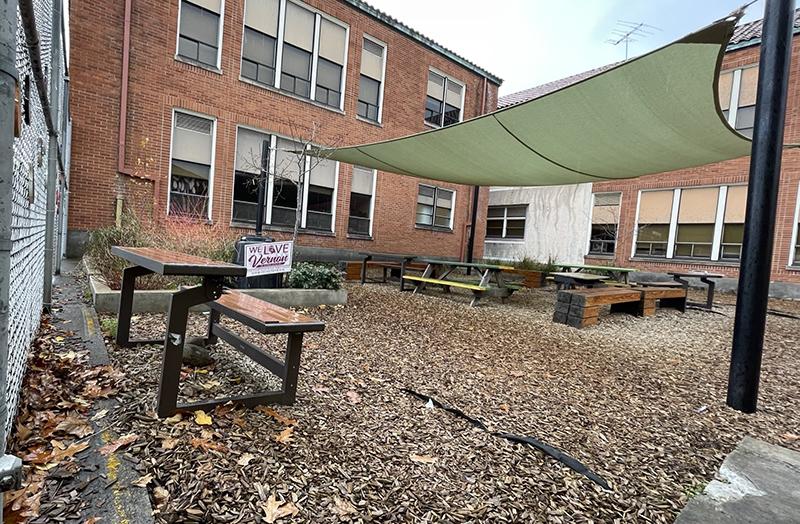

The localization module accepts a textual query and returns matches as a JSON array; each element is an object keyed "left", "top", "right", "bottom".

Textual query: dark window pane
[
  {"left": 242, "top": 27, "right": 277, "bottom": 86},
  {"left": 180, "top": 2, "right": 219, "bottom": 45},
  {"left": 306, "top": 210, "right": 332, "bottom": 231},
  {"left": 722, "top": 223, "right": 744, "bottom": 244},
  {"left": 676, "top": 224, "right": 714, "bottom": 243},
  {"left": 198, "top": 43, "right": 218, "bottom": 67},
  {"left": 233, "top": 171, "right": 259, "bottom": 203},
  {"left": 348, "top": 216, "right": 370, "bottom": 236},
  {"left": 443, "top": 103, "right": 460, "bottom": 126},
  {"left": 487, "top": 207, "right": 504, "bottom": 218},
  {"left": 273, "top": 178, "right": 298, "bottom": 213},
  {"left": 241, "top": 59, "right": 258, "bottom": 80},
  {"left": 486, "top": 221, "right": 503, "bottom": 238},
  {"left": 424, "top": 96, "right": 442, "bottom": 126},
  {"left": 178, "top": 37, "right": 199, "bottom": 61},
  {"left": 359, "top": 75, "right": 380, "bottom": 105},
  {"left": 281, "top": 44, "right": 312, "bottom": 98},
  {"left": 637, "top": 224, "right": 670, "bottom": 242},
  {"left": 307, "top": 185, "right": 333, "bottom": 213},
  {"left": 349, "top": 192, "right": 371, "bottom": 219},
  {"left": 736, "top": 105, "right": 755, "bottom": 132},
  {"left": 314, "top": 58, "right": 342, "bottom": 108}
]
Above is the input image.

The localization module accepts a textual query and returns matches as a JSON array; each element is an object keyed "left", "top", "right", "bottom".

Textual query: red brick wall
[
  {"left": 68, "top": 0, "right": 499, "bottom": 258},
  {"left": 590, "top": 39, "right": 800, "bottom": 283}
]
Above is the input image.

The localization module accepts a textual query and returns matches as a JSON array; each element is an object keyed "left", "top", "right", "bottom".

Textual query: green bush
[
  {"left": 285, "top": 263, "right": 343, "bottom": 290},
  {"left": 482, "top": 256, "right": 558, "bottom": 273}
]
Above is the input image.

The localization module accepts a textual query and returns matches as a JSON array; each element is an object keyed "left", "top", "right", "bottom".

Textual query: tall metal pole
[
  {"left": 728, "top": 0, "right": 795, "bottom": 413},
  {"left": 254, "top": 139, "right": 269, "bottom": 236}
]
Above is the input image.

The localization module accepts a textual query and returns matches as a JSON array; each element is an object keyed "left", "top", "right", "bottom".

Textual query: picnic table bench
[
  {"left": 553, "top": 263, "right": 637, "bottom": 283},
  {"left": 549, "top": 271, "right": 609, "bottom": 290},
  {"left": 344, "top": 253, "right": 426, "bottom": 288},
  {"left": 668, "top": 271, "right": 725, "bottom": 310},
  {"left": 403, "top": 259, "right": 518, "bottom": 307},
  {"left": 553, "top": 286, "right": 688, "bottom": 328},
  {"left": 111, "top": 246, "right": 324, "bottom": 417}
]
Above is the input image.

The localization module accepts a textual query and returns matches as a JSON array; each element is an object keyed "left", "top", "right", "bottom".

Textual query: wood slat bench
[
  {"left": 553, "top": 288, "right": 642, "bottom": 328},
  {"left": 178, "top": 290, "right": 325, "bottom": 412},
  {"left": 402, "top": 275, "right": 489, "bottom": 292}
]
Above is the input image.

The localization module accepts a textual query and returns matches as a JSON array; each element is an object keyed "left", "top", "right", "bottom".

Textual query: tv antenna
[{"left": 605, "top": 20, "right": 661, "bottom": 60}]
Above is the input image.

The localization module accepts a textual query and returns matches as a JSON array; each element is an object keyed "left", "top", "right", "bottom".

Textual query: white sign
[{"left": 244, "top": 241, "right": 293, "bottom": 277}]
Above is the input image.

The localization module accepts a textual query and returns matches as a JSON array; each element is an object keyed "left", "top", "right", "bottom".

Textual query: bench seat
[
  {"left": 212, "top": 290, "right": 325, "bottom": 334},
  {"left": 402, "top": 275, "right": 488, "bottom": 291}
]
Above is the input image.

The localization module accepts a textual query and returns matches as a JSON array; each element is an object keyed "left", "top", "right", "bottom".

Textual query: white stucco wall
[{"left": 484, "top": 184, "right": 593, "bottom": 264}]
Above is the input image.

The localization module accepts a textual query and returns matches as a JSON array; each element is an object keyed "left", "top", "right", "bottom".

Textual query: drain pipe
[
  {"left": 465, "top": 77, "right": 489, "bottom": 267},
  {"left": 0, "top": 0, "right": 25, "bottom": 497}
]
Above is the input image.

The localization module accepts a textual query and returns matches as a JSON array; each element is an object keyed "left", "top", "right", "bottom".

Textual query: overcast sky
[{"left": 367, "top": 0, "right": 767, "bottom": 97}]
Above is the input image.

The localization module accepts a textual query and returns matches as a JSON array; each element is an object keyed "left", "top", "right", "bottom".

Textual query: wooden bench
[
  {"left": 179, "top": 290, "right": 325, "bottom": 412},
  {"left": 637, "top": 286, "right": 688, "bottom": 315},
  {"left": 554, "top": 288, "right": 642, "bottom": 328},
  {"left": 344, "top": 260, "right": 427, "bottom": 283}
]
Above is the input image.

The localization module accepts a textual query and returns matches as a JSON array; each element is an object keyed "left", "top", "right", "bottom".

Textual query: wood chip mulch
[{"left": 94, "top": 284, "right": 800, "bottom": 523}]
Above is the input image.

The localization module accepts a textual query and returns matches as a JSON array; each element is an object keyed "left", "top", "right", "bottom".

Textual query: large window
[
  {"left": 304, "top": 158, "right": 337, "bottom": 231},
  {"left": 271, "top": 137, "right": 303, "bottom": 227},
  {"left": 241, "top": 0, "right": 279, "bottom": 86},
  {"left": 416, "top": 185, "right": 454, "bottom": 230},
  {"left": 674, "top": 187, "right": 718, "bottom": 259},
  {"left": 348, "top": 166, "right": 375, "bottom": 236},
  {"left": 635, "top": 190, "right": 673, "bottom": 258},
  {"left": 424, "top": 70, "right": 464, "bottom": 127},
  {"left": 242, "top": 1, "right": 348, "bottom": 108},
  {"left": 233, "top": 127, "right": 271, "bottom": 224},
  {"left": 169, "top": 111, "right": 215, "bottom": 218},
  {"left": 358, "top": 37, "right": 386, "bottom": 122},
  {"left": 589, "top": 193, "right": 620, "bottom": 255},
  {"left": 486, "top": 205, "right": 526, "bottom": 240},
  {"left": 178, "top": 0, "right": 223, "bottom": 68},
  {"left": 719, "top": 65, "right": 758, "bottom": 137}
]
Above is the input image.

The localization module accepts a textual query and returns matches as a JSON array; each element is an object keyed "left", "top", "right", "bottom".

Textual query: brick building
[
  {"left": 66, "top": 0, "right": 501, "bottom": 259},
  {"left": 488, "top": 13, "right": 800, "bottom": 289}
]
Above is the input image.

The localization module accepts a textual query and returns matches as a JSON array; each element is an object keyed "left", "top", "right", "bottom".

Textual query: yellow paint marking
[
  {"left": 82, "top": 306, "right": 96, "bottom": 336},
  {"left": 102, "top": 430, "right": 132, "bottom": 524}
]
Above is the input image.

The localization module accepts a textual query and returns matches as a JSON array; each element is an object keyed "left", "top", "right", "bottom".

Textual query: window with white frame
[
  {"left": 271, "top": 136, "right": 304, "bottom": 227},
  {"left": 178, "top": 0, "right": 223, "bottom": 68},
  {"left": 169, "top": 111, "right": 215, "bottom": 218},
  {"left": 720, "top": 185, "right": 747, "bottom": 261},
  {"left": 589, "top": 193, "right": 620, "bottom": 255},
  {"left": 486, "top": 205, "right": 526, "bottom": 240},
  {"left": 233, "top": 127, "right": 271, "bottom": 224},
  {"left": 416, "top": 185, "right": 454, "bottom": 230},
  {"left": 674, "top": 187, "right": 719, "bottom": 259},
  {"left": 358, "top": 37, "right": 385, "bottom": 122},
  {"left": 305, "top": 157, "right": 337, "bottom": 231},
  {"left": 348, "top": 166, "right": 375, "bottom": 236},
  {"left": 424, "top": 70, "right": 464, "bottom": 127},
  {"left": 241, "top": 0, "right": 280, "bottom": 86},
  {"left": 635, "top": 190, "right": 673, "bottom": 258},
  {"left": 719, "top": 65, "right": 758, "bottom": 137}
]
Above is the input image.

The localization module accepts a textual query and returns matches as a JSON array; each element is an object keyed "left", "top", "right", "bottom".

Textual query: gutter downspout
[
  {"left": 118, "top": 0, "right": 131, "bottom": 177},
  {"left": 465, "top": 77, "right": 488, "bottom": 266},
  {"left": 42, "top": 0, "right": 62, "bottom": 311},
  {"left": 0, "top": 0, "right": 20, "bottom": 462}
]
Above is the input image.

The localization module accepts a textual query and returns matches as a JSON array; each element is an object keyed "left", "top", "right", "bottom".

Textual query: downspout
[
  {"left": 0, "top": 0, "right": 20, "bottom": 461},
  {"left": 42, "top": 0, "right": 62, "bottom": 311},
  {"left": 465, "top": 77, "right": 488, "bottom": 264},
  {"left": 118, "top": 0, "right": 132, "bottom": 177}
]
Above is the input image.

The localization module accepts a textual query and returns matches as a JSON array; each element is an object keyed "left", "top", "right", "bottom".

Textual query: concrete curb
[{"left": 84, "top": 259, "right": 348, "bottom": 313}]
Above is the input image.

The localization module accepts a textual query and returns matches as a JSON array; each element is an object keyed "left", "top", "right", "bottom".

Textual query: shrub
[
  {"left": 85, "top": 212, "right": 240, "bottom": 290},
  {"left": 284, "top": 263, "right": 343, "bottom": 290},
  {"left": 482, "top": 256, "right": 557, "bottom": 273}
]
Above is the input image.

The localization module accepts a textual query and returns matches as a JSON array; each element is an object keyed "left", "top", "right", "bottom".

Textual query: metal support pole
[
  {"left": 728, "top": 0, "right": 795, "bottom": 413},
  {"left": 465, "top": 185, "right": 480, "bottom": 274},
  {"left": 254, "top": 139, "right": 269, "bottom": 236}
]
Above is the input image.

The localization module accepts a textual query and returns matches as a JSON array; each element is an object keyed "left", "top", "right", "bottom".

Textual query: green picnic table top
[
  {"left": 554, "top": 263, "right": 637, "bottom": 273},
  {"left": 416, "top": 258, "right": 514, "bottom": 271}
]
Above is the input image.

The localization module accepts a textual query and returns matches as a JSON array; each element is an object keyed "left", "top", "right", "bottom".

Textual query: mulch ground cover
[{"left": 98, "top": 283, "right": 800, "bottom": 523}]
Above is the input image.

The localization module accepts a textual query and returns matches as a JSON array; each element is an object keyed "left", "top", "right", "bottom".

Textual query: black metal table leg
[
  {"left": 701, "top": 277, "right": 716, "bottom": 310},
  {"left": 281, "top": 333, "right": 304, "bottom": 404},
  {"left": 157, "top": 277, "right": 224, "bottom": 418},
  {"left": 116, "top": 265, "right": 153, "bottom": 347}
]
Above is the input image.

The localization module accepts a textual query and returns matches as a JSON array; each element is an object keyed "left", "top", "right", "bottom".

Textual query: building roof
[
  {"left": 342, "top": 0, "right": 502, "bottom": 85},
  {"left": 499, "top": 10, "right": 800, "bottom": 109}
]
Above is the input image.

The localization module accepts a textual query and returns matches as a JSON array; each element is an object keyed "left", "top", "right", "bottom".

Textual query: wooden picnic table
[
  {"left": 554, "top": 263, "right": 636, "bottom": 283},
  {"left": 404, "top": 258, "right": 517, "bottom": 306},
  {"left": 668, "top": 271, "right": 726, "bottom": 310},
  {"left": 355, "top": 252, "right": 420, "bottom": 289},
  {"left": 550, "top": 271, "right": 609, "bottom": 290}
]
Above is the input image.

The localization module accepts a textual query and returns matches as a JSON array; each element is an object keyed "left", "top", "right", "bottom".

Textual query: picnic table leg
[
  {"left": 115, "top": 265, "right": 153, "bottom": 347},
  {"left": 280, "top": 333, "right": 303, "bottom": 404},
  {"left": 360, "top": 256, "right": 371, "bottom": 285},
  {"left": 157, "top": 278, "right": 224, "bottom": 418},
  {"left": 701, "top": 277, "right": 716, "bottom": 310},
  {"left": 399, "top": 260, "right": 407, "bottom": 291},
  {"left": 206, "top": 307, "right": 221, "bottom": 345}
]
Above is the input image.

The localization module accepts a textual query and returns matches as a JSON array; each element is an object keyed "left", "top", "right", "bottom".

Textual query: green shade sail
[{"left": 315, "top": 16, "right": 752, "bottom": 187}]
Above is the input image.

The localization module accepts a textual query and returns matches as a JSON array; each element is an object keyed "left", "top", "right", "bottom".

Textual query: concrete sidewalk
[{"left": 677, "top": 436, "right": 800, "bottom": 523}]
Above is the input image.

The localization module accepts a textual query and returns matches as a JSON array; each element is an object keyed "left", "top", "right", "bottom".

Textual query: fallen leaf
[
  {"left": 132, "top": 473, "right": 153, "bottom": 487},
  {"left": 499, "top": 404, "right": 510, "bottom": 413},
  {"left": 190, "top": 438, "right": 227, "bottom": 453},
  {"left": 255, "top": 406, "right": 298, "bottom": 426},
  {"left": 160, "top": 438, "right": 179, "bottom": 450},
  {"left": 99, "top": 434, "right": 138, "bottom": 456},
  {"left": 409, "top": 454, "right": 437, "bottom": 464},
  {"left": 153, "top": 486, "right": 170, "bottom": 507},
  {"left": 84, "top": 517, "right": 101, "bottom": 524},
  {"left": 331, "top": 495, "right": 358, "bottom": 518},
  {"left": 261, "top": 494, "right": 299, "bottom": 523},
  {"left": 163, "top": 413, "right": 182, "bottom": 425},
  {"left": 345, "top": 390, "right": 361, "bottom": 404},
  {"left": 781, "top": 432, "right": 800, "bottom": 442},
  {"left": 312, "top": 385, "right": 330, "bottom": 393},
  {"left": 16, "top": 423, "right": 33, "bottom": 441},
  {"left": 275, "top": 427, "right": 294, "bottom": 445},
  {"left": 54, "top": 415, "right": 94, "bottom": 438},
  {"left": 91, "top": 409, "right": 109, "bottom": 421},
  {"left": 50, "top": 441, "right": 91, "bottom": 462},
  {"left": 194, "top": 410, "right": 212, "bottom": 426},
  {"left": 237, "top": 453, "right": 256, "bottom": 466}
]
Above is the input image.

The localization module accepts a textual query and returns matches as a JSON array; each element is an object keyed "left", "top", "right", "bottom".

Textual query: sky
[{"left": 366, "top": 0, "right": 767, "bottom": 97}]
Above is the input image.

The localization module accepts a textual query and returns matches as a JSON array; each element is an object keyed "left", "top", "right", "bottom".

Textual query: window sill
[
  {"left": 629, "top": 256, "right": 741, "bottom": 267},
  {"left": 786, "top": 265, "right": 800, "bottom": 271},
  {"left": 347, "top": 233, "right": 373, "bottom": 241},
  {"left": 230, "top": 221, "right": 336, "bottom": 237},
  {"left": 356, "top": 115, "right": 382, "bottom": 127},
  {"left": 174, "top": 55, "right": 222, "bottom": 75},
  {"left": 415, "top": 225, "right": 454, "bottom": 234},
  {"left": 586, "top": 253, "right": 615, "bottom": 259},
  {"left": 485, "top": 239, "right": 525, "bottom": 244},
  {"left": 239, "top": 76, "right": 346, "bottom": 116}
]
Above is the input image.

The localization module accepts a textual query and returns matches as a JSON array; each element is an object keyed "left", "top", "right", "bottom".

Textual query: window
[
  {"left": 674, "top": 187, "right": 718, "bottom": 259},
  {"left": 233, "top": 127, "right": 271, "bottom": 224},
  {"left": 271, "top": 137, "right": 304, "bottom": 226},
  {"left": 304, "top": 157, "right": 337, "bottom": 231},
  {"left": 719, "top": 65, "right": 758, "bottom": 137},
  {"left": 265, "top": 1, "right": 347, "bottom": 108},
  {"left": 589, "top": 193, "right": 620, "bottom": 255},
  {"left": 416, "top": 185, "right": 454, "bottom": 230},
  {"left": 720, "top": 185, "right": 747, "bottom": 261},
  {"left": 169, "top": 112, "right": 215, "bottom": 218},
  {"left": 358, "top": 37, "right": 385, "bottom": 122},
  {"left": 424, "top": 70, "right": 463, "bottom": 127},
  {"left": 348, "top": 166, "right": 375, "bottom": 236},
  {"left": 178, "top": 0, "right": 222, "bottom": 68},
  {"left": 486, "top": 205, "right": 526, "bottom": 240},
  {"left": 241, "top": 0, "right": 280, "bottom": 86},
  {"left": 635, "top": 190, "right": 673, "bottom": 258}
]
